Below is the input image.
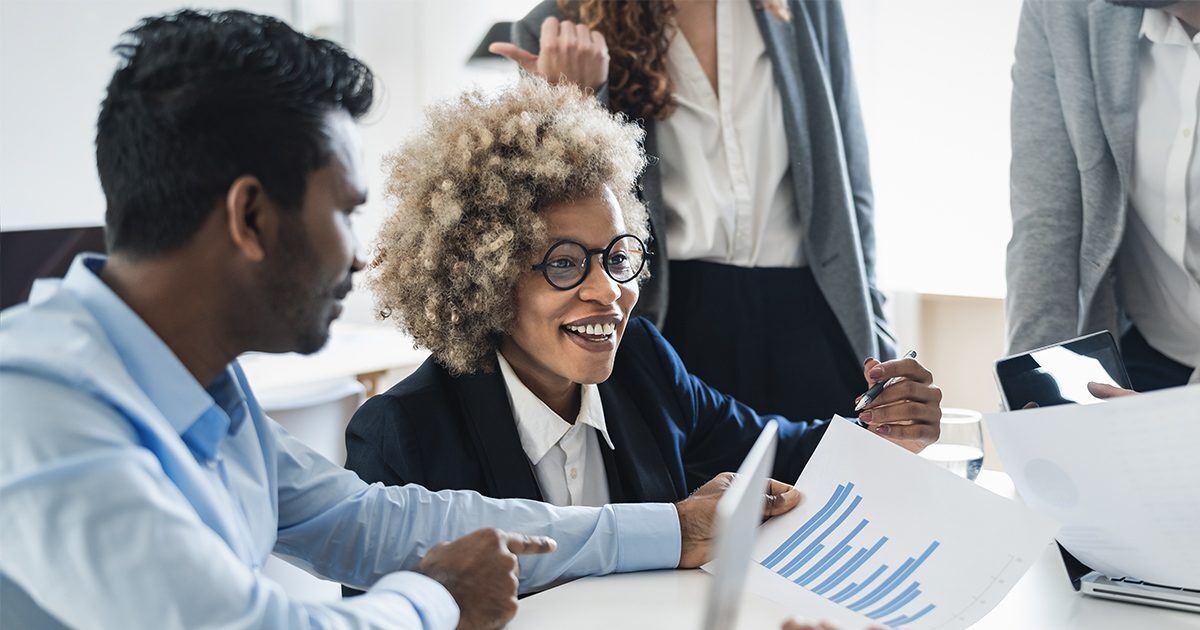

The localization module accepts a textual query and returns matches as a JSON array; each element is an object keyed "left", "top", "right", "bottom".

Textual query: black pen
[{"left": 854, "top": 349, "right": 918, "bottom": 414}]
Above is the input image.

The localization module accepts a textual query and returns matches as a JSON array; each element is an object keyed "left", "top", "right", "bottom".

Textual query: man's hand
[
  {"left": 415, "top": 528, "right": 556, "bottom": 630},
  {"left": 675, "top": 473, "right": 801, "bottom": 568},
  {"left": 488, "top": 17, "right": 609, "bottom": 90},
  {"left": 857, "top": 357, "right": 942, "bottom": 453},
  {"left": 1087, "top": 381, "right": 1137, "bottom": 399}
]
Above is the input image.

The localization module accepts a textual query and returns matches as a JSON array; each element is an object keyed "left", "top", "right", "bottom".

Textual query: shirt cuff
[
  {"left": 370, "top": 571, "right": 459, "bottom": 629},
  {"left": 612, "top": 503, "right": 682, "bottom": 573}
]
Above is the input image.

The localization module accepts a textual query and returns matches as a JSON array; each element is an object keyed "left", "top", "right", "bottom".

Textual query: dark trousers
[
  {"left": 661, "top": 261, "right": 867, "bottom": 422},
  {"left": 1120, "top": 326, "right": 1194, "bottom": 392}
]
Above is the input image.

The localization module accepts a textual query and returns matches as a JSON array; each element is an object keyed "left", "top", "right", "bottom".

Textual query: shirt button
[
  {"left": 569, "top": 467, "right": 578, "bottom": 480},
  {"left": 1184, "top": 127, "right": 1193, "bottom": 138}
]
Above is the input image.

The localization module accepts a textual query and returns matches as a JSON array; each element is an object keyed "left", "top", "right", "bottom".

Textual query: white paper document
[
  {"left": 729, "top": 417, "right": 1057, "bottom": 630},
  {"left": 985, "top": 385, "right": 1200, "bottom": 589}
]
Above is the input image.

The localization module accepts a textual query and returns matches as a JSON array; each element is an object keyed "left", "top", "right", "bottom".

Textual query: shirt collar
[
  {"left": 1140, "top": 9, "right": 1200, "bottom": 45},
  {"left": 495, "top": 351, "right": 615, "bottom": 466},
  {"left": 54, "top": 254, "right": 247, "bottom": 446}
]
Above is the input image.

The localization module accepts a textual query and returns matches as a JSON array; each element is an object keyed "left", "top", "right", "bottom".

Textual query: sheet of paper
[
  {"left": 984, "top": 385, "right": 1200, "bottom": 589},
  {"left": 715, "top": 417, "right": 1057, "bottom": 630}
]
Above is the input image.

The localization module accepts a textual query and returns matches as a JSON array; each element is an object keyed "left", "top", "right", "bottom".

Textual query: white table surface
[
  {"left": 509, "top": 471, "right": 1200, "bottom": 629},
  {"left": 238, "top": 321, "right": 428, "bottom": 405}
]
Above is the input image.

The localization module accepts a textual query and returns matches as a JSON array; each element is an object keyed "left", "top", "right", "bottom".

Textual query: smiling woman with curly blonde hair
[
  {"left": 487, "top": 0, "right": 901, "bottom": 432},
  {"left": 369, "top": 78, "right": 649, "bottom": 375},
  {"left": 345, "top": 78, "right": 943, "bottom": 522}
]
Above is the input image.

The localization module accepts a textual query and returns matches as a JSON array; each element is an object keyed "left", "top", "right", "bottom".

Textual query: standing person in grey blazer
[
  {"left": 1007, "top": 0, "right": 1200, "bottom": 389},
  {"left": 491, "top": 0, "right": 896, "bottom": 423}
]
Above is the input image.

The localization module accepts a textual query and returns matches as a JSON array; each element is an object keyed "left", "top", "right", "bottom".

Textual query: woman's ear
[{"left": 224, "top": 175, "right": 277, "bottom": 263}]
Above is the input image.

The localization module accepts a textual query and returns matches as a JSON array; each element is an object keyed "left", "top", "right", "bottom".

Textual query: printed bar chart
[
  {"left": 760, "top": 482, "right": 941, "bottom": 628},
  {"left": 732, "top": 418, "right": 1058, "bottom": 630}
]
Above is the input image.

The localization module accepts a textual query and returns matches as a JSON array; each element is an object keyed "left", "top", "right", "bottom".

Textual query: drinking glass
[{"left": 919, "top": 408, "right": 984, "bottom": 481}]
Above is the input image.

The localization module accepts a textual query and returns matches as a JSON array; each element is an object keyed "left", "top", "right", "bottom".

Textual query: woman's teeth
[{"left": 565, "top": 323, "right": 616, "bottom": 336}]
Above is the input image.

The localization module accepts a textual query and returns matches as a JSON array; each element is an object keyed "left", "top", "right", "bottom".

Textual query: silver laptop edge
[{"left": 701, "top": 420, "right": 780, "bottom": 630}]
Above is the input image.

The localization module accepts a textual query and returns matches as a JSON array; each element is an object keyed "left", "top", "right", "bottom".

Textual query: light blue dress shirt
[{"left": 0, "top": 254, "right": 681, "bottom": 629}]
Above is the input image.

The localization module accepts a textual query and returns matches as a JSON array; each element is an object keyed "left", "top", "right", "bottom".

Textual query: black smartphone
[{"left": 993, "top": 331, "right": 1132, "bottom": 411}]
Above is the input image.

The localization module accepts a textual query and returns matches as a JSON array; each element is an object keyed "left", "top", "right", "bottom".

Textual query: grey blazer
[
  {"left": 1006, "top": 0, "right": 1144, "bottom": 354},
  {"left": 512, "top": 0, "right": 896, "bottom": 364}
]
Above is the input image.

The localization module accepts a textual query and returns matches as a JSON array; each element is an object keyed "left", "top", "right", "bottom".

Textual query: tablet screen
[{"left": 995, "top": 332, "right": 1131, "bottom": 410}]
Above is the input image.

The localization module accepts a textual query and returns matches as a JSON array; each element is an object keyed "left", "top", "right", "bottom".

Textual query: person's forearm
[
  {"left": 0, "top": 458, "right": 455, "bottom": 629},
  {"left": 304, "top": 482, "right": 682, "bottom": 593},
  {"left": 273, "top": 421, "right": 680, "bottom": 592}
]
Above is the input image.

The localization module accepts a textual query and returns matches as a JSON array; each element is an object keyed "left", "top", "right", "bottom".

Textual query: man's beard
[
  {"left": 1104, "top": 0, "right": 1177, "bottom": 8},
  {"left": 265, "top": 221, "right": 352, "bottom": 355}
]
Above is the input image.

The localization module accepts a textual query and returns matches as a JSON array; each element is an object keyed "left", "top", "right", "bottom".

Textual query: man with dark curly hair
[{"left": 0, "top": 11, "right": 795, "bottom": 630}]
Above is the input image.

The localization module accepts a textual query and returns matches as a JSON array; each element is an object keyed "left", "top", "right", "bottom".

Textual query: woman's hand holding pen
[{"left": 856, "top": 356, "right": 943, "bottom": 453}]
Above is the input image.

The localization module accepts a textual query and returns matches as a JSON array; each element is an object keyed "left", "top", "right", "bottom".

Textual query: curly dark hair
[
  {"left": 371, "top": 79, "right": 650, "bottom": 374},
  {"left": 557, "top": 0, "right": 791, "bottom": 121},
  {"left": 559, "top": 0, "right": 677, "bottom": 121},
  {"left": 96, "top": 9, "right": 374, "bottom": 256}
]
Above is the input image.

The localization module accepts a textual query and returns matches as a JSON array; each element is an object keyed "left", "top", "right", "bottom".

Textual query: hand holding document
[
  {"left": 985, "top": 385, "right": 1200, "bottom": 589},
  {"left": 712, "top": 417, "right": 1057, "bottom": 630}
]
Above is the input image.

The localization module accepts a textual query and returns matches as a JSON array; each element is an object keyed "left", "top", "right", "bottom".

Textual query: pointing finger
[
  {"left": 505, "top": 533, "right": 558, "bottom": 555},
  {"left": 488, "top": 43, "right": 539, "bottom": 71}
]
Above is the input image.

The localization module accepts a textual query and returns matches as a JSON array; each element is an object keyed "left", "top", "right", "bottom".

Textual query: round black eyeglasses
[{"left": 531, "top": 234, "right": 648, "bottom": 291}]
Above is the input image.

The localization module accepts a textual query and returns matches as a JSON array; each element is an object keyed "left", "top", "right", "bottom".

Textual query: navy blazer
[{"left": 344, "top": 318, "right": 829, "bottom": 503}]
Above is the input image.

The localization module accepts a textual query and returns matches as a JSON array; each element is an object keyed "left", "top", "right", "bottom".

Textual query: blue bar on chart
[
  {"left": 759, "top": 481, "right": 941, "bottom": 627},
  {"left": 831, "top": 564, "right": 888, "bottom": 603},
  {"left": 778, "top": 495, "right": 862, "bottom": 578},
  {"left": 795, "top": 518, "right": 869, "bottom": 586},
  {"left": 886, "top": 603, "right": 936, "bottom": 627},
  {"left": 812, "top": 535, "right": 888, "bottom": 596},
  {"left": 762, "top": 483, "right": 852, "bottom": 570},
  {"left": 848, "top": 541, "right": 940, "bottom": 612},
  {"left": 867, "top": 581, "right": 921, "bottom": 619}
]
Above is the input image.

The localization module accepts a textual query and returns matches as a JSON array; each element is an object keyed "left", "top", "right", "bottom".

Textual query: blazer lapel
[
  {"left": 752, "top": 0, "right": 816, "bottom": 230},
  {"left": 1088, "top": 3, "right": 1140, "bottom": 197},
  {"left": 451, "top": 364, "right": 544, "bottom": 501},
  {"left": 598, "top": 379, "right": 682, "bottom": 503}
]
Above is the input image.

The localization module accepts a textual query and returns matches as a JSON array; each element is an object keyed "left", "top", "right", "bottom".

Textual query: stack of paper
[{"left": 984, "top": 385, "right": 1200, "bottom": 589}]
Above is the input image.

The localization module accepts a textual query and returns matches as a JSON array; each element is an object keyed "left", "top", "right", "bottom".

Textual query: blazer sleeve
[
  {"left": 801, "top": 0, "right": 895, "bottom": 359},
  {"left": 344, "top": 394, "right": 420, "bottom": 488},
  {"left": 1006, "top": 0, "right": 1084, "bottom": 353},
  {"left": 636, "top": 319, "right": 829, "bottom": 489}
]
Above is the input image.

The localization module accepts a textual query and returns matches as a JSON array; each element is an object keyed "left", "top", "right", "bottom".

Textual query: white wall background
[
  {"left": 843, "top": 0, "right": 1021, "bottom": 300},
  {"left": 0, "top": 0, "right": 1022, "bottom": 317},
  {"left": 0, "top": 0, "right": 291, "bottom": 231}
]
